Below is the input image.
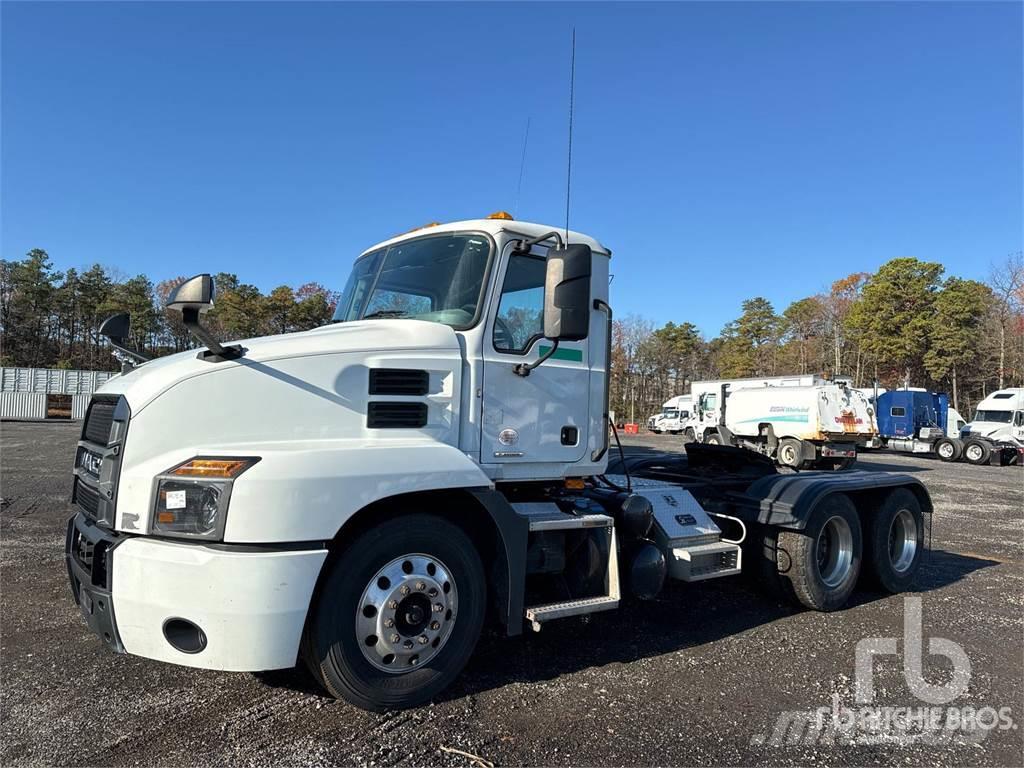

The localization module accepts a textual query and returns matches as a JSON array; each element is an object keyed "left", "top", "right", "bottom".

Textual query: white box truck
[
  {"left": 65, "top": 215, "right": 931, "bottom": 711},
  {"left": 647, "top": 395, "right": 691, "bottom": 433}
]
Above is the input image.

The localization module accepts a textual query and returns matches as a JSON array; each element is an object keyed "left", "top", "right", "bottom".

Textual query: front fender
[{"left": 221, "top": 440, "right": 493, "bottom": 542}]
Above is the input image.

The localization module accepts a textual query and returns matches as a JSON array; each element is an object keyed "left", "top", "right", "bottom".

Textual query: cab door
[{"left": 480, "top": 241, "right": 590, "bottom": 471}]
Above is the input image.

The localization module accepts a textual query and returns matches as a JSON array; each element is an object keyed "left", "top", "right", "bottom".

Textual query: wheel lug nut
[
  {"left": 384, "top": 619, "right": 394, "bottom": 628},
  {"left": 415, "top": 581, "right": 426, "bottom": 591},
  {"left": 418, "top": 635, "right": 429, "bottom": 645},
  {"left": 400, "top": 585, "right": 410, "bottom": 595},
  {"left": 428, "top": 588, "right": 438, "bottom": 597},
  {"left": 403, "top": 640, "right": 414, "bottom": 649},
  {"left": 390, "top": 633, "right": 401, "bottom": 643},
  {"left": 388, "top": 600, "right": 398, "bottom": 610},
  {"left": 430, "top": 621, "right": 440, "bottom": 630},
  {"left": 433, "top": 603, "right": 444, "bottom": 612}
]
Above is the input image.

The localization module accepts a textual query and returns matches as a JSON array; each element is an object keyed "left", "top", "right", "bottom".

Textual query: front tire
[
  {"left": 704, "top": 432, "right": 722, "bottom": 446},
  {"left": 777, "top": 437, "right": 803, "bottom": 469},
  {"left": 863, "top": 489, "right": 923, "bottom": 593},
  {"left": 962, "top": 439, "right": 991, "bottom": 465},
  {"left": 934, "top": 437, "right": 962, "bottom": 462},
  {"left": 304, "top": 515, "right": 486, "bottom": 711},
  {"left": 773, "top": 494, "right": 863, "bottom": 611}
]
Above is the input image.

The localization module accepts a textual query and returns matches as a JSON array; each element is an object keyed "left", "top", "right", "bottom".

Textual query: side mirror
[
  {"left": 543, "top": 244, "right": 592, "bottom": 341},
  {"left": 99, "top": 312, "right": 131, "bottom": 344},
  {"left": 167, "top": 274, "right": 241, "bottom": 361},
  {"left": 98, "top": 311, "right": 149, "bottom": 368},
  {"left": 167, "top": 274, "right": 215, "bottom": 313}
]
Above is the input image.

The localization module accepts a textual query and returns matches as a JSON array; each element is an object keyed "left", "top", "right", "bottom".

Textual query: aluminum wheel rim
[
  {"left": 356, "top": 553, "right": 458, "bottom": 674},
  {"left": 965, "top": 444, "right": 983, "bottom": 462},
  {"left": 937, "top": 442, "right": 954, "bottom": 459},
  {"left": 815, "top": 516, "right": 854, "bottom": 588},
  {"left": 888, "top": 508, "right": 918, "bottom": 573}
]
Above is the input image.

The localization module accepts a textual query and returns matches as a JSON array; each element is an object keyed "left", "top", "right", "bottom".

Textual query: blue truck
[{"left": 875, "top": 390, "right": 1016, "bottom": 465}]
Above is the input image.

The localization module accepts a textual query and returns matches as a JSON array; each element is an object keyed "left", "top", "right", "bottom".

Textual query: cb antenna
[
  {"left": 565, "top": 27, "right": 576, "bottom": 244},
  {"left": 514, "top": 116, "right": 531, "bottom": 218}
]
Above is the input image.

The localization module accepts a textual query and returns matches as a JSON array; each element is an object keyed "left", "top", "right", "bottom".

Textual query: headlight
[{"left": 152, "top": 457, "right": 259, "bottom": 540}]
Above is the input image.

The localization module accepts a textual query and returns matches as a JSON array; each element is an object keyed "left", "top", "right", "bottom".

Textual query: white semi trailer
[{"left": 65, "top": 215, "right": 931, "bottom": 711}]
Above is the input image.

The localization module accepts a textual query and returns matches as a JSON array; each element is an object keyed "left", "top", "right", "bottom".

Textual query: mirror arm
[
  {"left": 514, "top": 231, "right": 564, "bottom": 254},
  {"left": 181, "top": 307, "right": 243, "bottom": 360},
  {"left": 107, "top": 338, "right": 150, "bottom": 365},
  {"left": 514, "top": 339, "right": 559, "bottom": 377}
]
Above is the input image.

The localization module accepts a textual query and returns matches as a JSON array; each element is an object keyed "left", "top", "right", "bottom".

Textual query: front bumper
[
  {"left": 65, "top": 512, "right": 329, "bottom": 671},
  {"left": 66, "top": 513, "right": 125, "bottom": 653}
]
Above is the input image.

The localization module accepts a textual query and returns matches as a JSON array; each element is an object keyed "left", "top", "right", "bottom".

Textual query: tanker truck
[
  {"left": 65, "top": 214, "right": 929, "bottom": 711},
  {"left": 688, "top": 380, "right": 875, "bottom": 469}
]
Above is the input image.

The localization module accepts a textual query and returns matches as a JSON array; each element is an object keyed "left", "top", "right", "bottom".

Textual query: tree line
[
  {"left": 0, "top": 249, "right": 338, "bottom": 370},
  {"left": 610, "top": 254, "right": 1024, "bottom": 422},
  {"left": 2, "top": 248, "right": 1021, "bottom": 421}
]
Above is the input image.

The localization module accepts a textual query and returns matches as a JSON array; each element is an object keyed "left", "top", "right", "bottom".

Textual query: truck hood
[{"left": 97, "top": 319, "right": 461, "bottom": 413}]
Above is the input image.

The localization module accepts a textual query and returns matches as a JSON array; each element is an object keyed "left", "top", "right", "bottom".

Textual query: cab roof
[{"left": 359, "top": 218, "right": 612, "bottom": 259}]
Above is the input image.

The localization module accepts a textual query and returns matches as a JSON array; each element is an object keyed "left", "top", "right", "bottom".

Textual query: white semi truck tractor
[{"left": 65, "top": 215, "right": 932, "bottom": 711}]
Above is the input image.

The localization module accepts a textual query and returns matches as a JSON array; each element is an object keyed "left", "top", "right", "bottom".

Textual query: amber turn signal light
[{"left": 170, "top": 457, "right": 258, "bottom": 479}]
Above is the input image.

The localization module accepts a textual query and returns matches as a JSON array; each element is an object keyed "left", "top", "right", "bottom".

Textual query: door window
[{"left": 493, "top": 252, "right": 546, "bottom": 352}]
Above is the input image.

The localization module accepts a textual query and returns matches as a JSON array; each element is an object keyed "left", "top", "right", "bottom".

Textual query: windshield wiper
[{"left": 363, "top": 309, "right": 409, "bottom": 319}]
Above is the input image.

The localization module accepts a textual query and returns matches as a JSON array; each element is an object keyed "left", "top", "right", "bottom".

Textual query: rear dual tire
[{"left": 756, "top": 489, "right": 924, "bottom": 610}]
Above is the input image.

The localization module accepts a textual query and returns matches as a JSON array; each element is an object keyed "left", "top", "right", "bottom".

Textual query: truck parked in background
[
  {"left": 64, "top": 215, "right": 932, "bottom": 711},
  {"left": 687, "top": 380, "right": 874, "bottom": 469},
  {"left": 647, "top": 395, "right": 691, "bottom": 433},
  {"left": 958, "top": 388, "right": 1024, "bottom": 465}
]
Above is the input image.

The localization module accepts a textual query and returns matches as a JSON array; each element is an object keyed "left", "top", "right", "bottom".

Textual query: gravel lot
[{"left": 1, "top": 423, "right": 1022, "bottom": 767}]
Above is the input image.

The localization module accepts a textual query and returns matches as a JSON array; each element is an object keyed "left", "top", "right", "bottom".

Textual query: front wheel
[
  {"left": 303, "top": 515, "right": 486, "bottom": 711},
  {"left": 962, "top": 439, "right": 991, "bottom": 465},
  {"left": 934, "top": 437, "right": 962, "bottom": 462},
  {"left": 777, "top": 437, "right": 803, "bottom": 469},
  {"left": 704, "top": 432, "right": 722, "bottom": 446}
]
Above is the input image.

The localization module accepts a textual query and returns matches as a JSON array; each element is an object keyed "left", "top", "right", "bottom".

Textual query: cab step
[
  {"left": 512, "top": 503, "right": 620, "bottom": 632},
  {"left": 668, "top": 541, "right": 742, "bottom": 581},
  {"left": 525, "top": 596, "right": 620, "bottom": 632}
]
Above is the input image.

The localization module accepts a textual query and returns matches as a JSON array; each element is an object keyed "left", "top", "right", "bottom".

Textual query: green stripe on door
[{"left": 538, "top": 344, "right": 583, "bottom": 362}]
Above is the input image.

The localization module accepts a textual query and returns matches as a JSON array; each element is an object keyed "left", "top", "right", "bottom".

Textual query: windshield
[
  {"left": 973, "top": 410, "right": 1012, "bottom": 424},
  {"left": 332, "top": 233, "right": 492, "bottom": 328},
  {"left": 663, "top": 408, "right": 679, "bottom": 418}
]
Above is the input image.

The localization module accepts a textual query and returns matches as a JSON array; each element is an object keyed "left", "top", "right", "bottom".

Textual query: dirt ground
[{"left": 1, "top": 422, "right": 1022, "bottom": 767}]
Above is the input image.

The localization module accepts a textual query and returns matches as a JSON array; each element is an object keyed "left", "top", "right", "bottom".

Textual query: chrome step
[
  {"left": 668, "top": 541, "right": 743, "bottom": 582},
  {"left": 511, "top": 502, "right": 613, "bottom": 532},
  {"left": 525, "top": 596, "right": 620, "bottom": 632}
]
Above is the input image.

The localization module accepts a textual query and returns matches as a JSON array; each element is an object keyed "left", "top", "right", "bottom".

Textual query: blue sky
[{"left": 2, "top": 2, "right": 1021, "bottom": 336}]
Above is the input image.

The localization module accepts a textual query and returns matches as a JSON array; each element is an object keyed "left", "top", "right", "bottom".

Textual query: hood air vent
[
  {"left": 369, "top": 369, "right": 429, "bottom": 396},
  {"left": 367, "top": 402, "right": 428, "bottom": 429}
]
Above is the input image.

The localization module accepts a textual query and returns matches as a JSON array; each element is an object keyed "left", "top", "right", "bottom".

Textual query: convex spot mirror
[
  {"left": 168, "top": 274, "right": 215, "bottom": 314},
  {"left": 98, "top": 312, "right": 130, "bottom": 343},
  {"left": 543, "top": 243, "right": 592, "bottom": 341}
]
